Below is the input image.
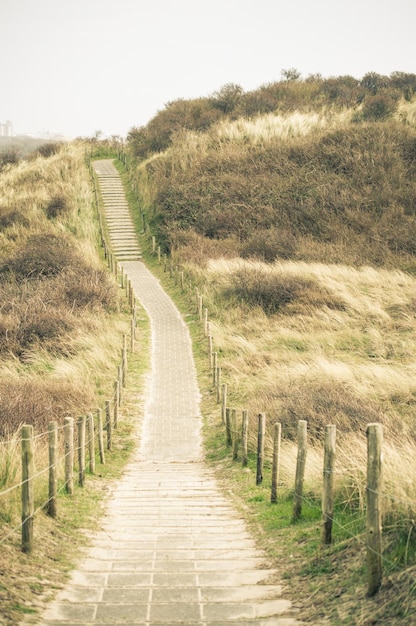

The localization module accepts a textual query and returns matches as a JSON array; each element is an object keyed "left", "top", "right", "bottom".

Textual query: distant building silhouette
[{"left": 0, "top": 120, "right": 13, "bottom": 137}]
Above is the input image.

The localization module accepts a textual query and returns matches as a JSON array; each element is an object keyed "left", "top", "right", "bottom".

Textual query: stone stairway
[{"left": 95, "top": 162, "right": 141, "bottom": 261}]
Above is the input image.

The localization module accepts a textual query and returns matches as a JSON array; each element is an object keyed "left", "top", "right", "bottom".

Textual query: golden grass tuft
[{"left": 177, "top": 255, "right": 416, "bottom": 524}]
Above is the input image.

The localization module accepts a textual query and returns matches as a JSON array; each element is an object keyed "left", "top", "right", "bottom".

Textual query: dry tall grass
[
  {"left": 182, "top": 257, "right": 416, "bottom": 522},
  {"left": 0, "top": 143, "right": 129, "bottom": 439}
]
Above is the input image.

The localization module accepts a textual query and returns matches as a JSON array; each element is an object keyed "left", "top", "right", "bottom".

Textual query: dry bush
[
  {"left": 0, "top": 268, "right": 118, "bottom": 358},
  {"left": 250, "top": 380, "right": 387, "bottom": 442},
  {"left": 34, "top": 142, "right": 62, "bottom": 158},
  {"left": 0, "top": 378, "right": 95, "bottom": 438},
  {"left": 57, "top": 267, "right": 119, "bottom": 311},
  {"left": 0, "top": 232, "right": 83, "bottom": 280},
  {"left": 45, "top": 194, "right": 70, "bottom": 219},
  {"left": 170, "top": 231, "right": 239, "bottom": 265},
  {"left": 0, "top": 205, "right": 30, "bottom": 230},
  {"left": 241, "top": 227, "right": 296, "bottom": 261},
  {"left": 224, "top": 266, "right": 346, "bottom": 314},
  {"left": 0, "top": 296, "right": 76, "bottom": 359}
]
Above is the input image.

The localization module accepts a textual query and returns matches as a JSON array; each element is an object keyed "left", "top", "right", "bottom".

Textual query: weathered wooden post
[
  {"left": 157, "top": 245, "right": 161, "bottom": 263},
  {"left": 105, "top": 401, "right": 112, "bottom": 451},
  {"left": 216, "top": 367, "right": 222, "bottom": 403},
  {"left": 203, "top": 308, "right": 208, "bottom": 336},
  {"left": 256, "top": 413, "right": 266, "bottom": 485},
  {"left": 232, "top": 410, "right": 239, "bottom": 461},
  {"left": 212, "top": 352, "right": 218, "bottom": 387},
  {"left": 225, "top": 408, "right": 232, "bottom": 447},
  {"left": 221, "top": 383, "right": 227, "bottom": 424},
  {"left": 78, "top": 416, "right": 86, "bottom": 487},
  {"left": 117, "top": 365, "right": 122, "bottom": 406},
  {"left": 208, "top": 335, "right": 213, "bottom": 368},
  {"left": 152, "top": 235, "right": 156, "bottom": 253},
  {"left": 21, "top": 425, "right": 34, "bottom": 553},
  {"left": 292, "top": 420, "right": 308, "bottom": 521},
  {"left": 366, "top": 423, "right": 383, "bottom": 597},
  {"left": 48, "top": 421, "right": 58, "bottom": 518},
  {"left": 64, "top": 417, "right": 74, "bottom": 495},
  {"left": 242, "top": 410, "right": 249, "bottom": 467},
  {"left": 97, "top": 408, "right": 105, "bottom": 465},
  {"left": 122, "top": 336, "right": 127, "bottom": 386},
  {"left": 87, "top": 413, "right": 95, "bottom": 475},
  {"left": 321, "top": 424, "right": 336, "bottom": 544},
  {"left": 271, "top": 422, "right": 281, "bottom": 504},
  {"left": 131, "top": 319, "right": 135, "bottom": 352},
  {"left": 113, "top": 380, "right": 119, "bottom": 428}
]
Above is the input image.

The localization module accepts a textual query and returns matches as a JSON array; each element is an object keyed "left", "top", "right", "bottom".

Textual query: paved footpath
[{"left": 38, "top": 160, "right": 301, "bottom": 626}]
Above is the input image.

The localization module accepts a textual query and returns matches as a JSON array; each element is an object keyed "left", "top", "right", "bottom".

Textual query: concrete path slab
[{"left": 36, "top": 160, "right": 301, "bottom": 625}]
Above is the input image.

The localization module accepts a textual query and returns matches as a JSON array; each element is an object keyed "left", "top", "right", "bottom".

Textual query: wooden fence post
[
  {"left": 216, "top": 367, "right": 221, "bottom": 403},
  {"left": 221, "top": 384, "right": 227, "bottom": 424},
  {"left": 208, "top": 335, "right": 213, "bottom": 368},
  {"left": 64, "top": 417, "right": 74, "bottom": 495},
  {"left": 225, "top": 408, "right": 232, "bottom": 447},
  {"left": 256, "top": 413, "right": 266, "bottom": 485},
  {"left": 212, "top": 352, "right": 218, "bottom": 387},
  {"left": 122, "top": 339, "right": 127, "bottom": 387},
  {"left": 21, "top": 425, "right": 34, "bottom": 553},
  {"left": 131, "top": 319, "right": 135, "bottom": 352},
  {"left": 157, "top": 245, "right": 161, "bottom": 263},
  {"left": 113, "top": 380, "right": 119, "bottom": 428},
  {"left": 87, "top": 413, "right": 95, "bottom": 475},
  {"left": 78, "top": 416, "right": 86, "bottom": 487},
  {"left": 366, "top": 423, "right": 383, "bottom": 597},
  {"left": 242, "top": 410, "right": 249, "bottom": 467},
  {"left": 271, "top": 422, "right": 281, "bottom": 503},
  {"left": 321, "top": 424, "right": 336, "bottom": 544},
  {"left": 292, "top": 420, "right": 308, "bottom": 521},
  {"left": 48, "top": 421, "right": 58, "bottom": 518},
  {"left": 204, "top": 308, "right": 208, "bottom": 336},
  {"left": 105, "top": 400, "right": 112, "bottom": 451},
  {"left": 232, "top": 410, "right": 239, "bottom": 461},
  {"left": 97, "top": 408, "right": 105, "bottom": 465}
]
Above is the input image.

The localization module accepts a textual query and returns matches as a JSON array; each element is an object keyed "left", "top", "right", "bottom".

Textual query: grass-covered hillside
[
  {"left": 0, "top": 143, "right": 123, "bottom": 436},
  {"left": 0, "top": 142, "right": 148, "bottom": 626},
  {"left": 125, "top": 73, "right": 416, "bottom": 623}
]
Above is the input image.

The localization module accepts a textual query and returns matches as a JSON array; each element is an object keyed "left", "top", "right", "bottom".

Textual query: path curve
[{"left": 38, "top": 160, "right": 300, "bottom": 626}]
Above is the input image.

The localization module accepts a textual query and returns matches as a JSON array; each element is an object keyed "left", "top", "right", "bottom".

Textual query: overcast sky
[{"left": 1, "top": 0, "right": 415, "bottom": 138}]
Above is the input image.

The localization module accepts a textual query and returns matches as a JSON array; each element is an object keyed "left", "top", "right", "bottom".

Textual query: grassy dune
[
  {"left": 0, "top": 144, "right": 149, "bottom": 624},
  {"left": 127, "top": 93, "right": 416, "bottom": 622}
]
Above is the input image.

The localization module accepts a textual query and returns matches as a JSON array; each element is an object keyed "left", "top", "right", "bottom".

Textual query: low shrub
[
  {"left": 0, "top": 232, "right": 82, "bottom": 280},
  {"left": 225, "top": 267, "right": 345, "bottom": 314},
  {"left": 241, "top": 228, "right": 296, "bottom": 261},
  {"left": 59, "top": 268, "right": 119, "bottom": 311},
  {"left": 0, "top": 205, "right": 30, "bottom": 229},
  {"left": 0, "top": 379, "right": 95, "bottom": 438},
  {"left": 45, "top": 195, "right": 70, "bottom": 219},
  {"left": 34, "top": 142, "right": 62, "bottom": 158}
]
